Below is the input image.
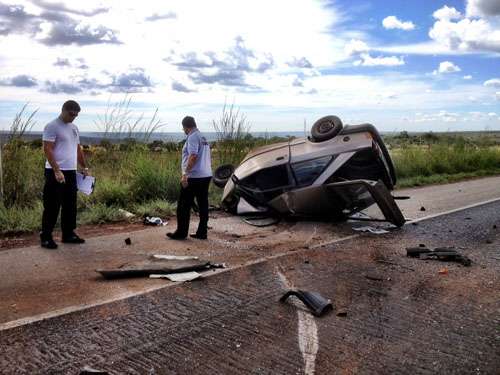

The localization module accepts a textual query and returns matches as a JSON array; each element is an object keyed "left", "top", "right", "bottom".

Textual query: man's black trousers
[
  {"left": 41, "top": 169, "right": 77, "bottom": 238},
  {"left": 176, "top": 177, "right": 211, "bottom": 237}
]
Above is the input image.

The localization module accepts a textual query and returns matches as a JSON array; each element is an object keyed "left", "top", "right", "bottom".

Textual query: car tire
[
  {"left": 311, "top": 115, "right": 343, "bottom": 142},
  {"left": 213, "top": 164, "right": 235, "bottom": 188}
]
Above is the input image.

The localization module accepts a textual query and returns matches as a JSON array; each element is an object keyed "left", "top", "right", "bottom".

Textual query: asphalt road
[
  {"left": 1, "top": 176, "right": 500, "bottom": 328},
  {"left": 0, "top": 188, "right": 499, "bottom": 373}
]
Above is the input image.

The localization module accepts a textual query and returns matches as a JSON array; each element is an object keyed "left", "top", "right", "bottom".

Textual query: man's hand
[
  {"left": 181, "top": 174, "right": 188, "bottom": 188},
  {"left": 54, "top": 169, "right": 65, "bottom": 183},
  {"left": 82, "top": 167, "right": 90, "bottom": 177}
]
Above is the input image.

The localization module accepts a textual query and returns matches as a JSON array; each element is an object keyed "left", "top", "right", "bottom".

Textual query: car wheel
[
  {"left": 213, "top": 164, "right": 235, "bottom": 188},
  {"left": 311, "top": 115, "right": 343, "bottom": 142}
]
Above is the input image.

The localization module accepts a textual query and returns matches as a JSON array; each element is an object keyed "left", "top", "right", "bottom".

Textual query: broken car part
[
  {"left": 242, "top": 215, "right": 280, "bottom": 227},
  {"left": 406, "top": 246, "right": 471, "bottom": 266},
  {"left": 149, "top": 271, "right": 201, "bottom": 282},
  {"left": 96, "top": 258, "right": 224, "bottom": 279},
  {"left": 143, "top": 216, "right": 166, "bottom": 226},
  {"left": 280, "top": 290, "right": 333, "bottom": 317}
]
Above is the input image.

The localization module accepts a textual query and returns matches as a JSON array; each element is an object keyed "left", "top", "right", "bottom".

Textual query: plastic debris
[
  {"left": 143, "top": 216, "right": 167, "bottom": 226},
  {"left": 438, "top": 268, "right": 449, "bottom": 275},
  {"left": 280, "top": 290, "right": 333, "bottom": 317},
  {"left": 149, "top": 271, "right": 201, "bottom": 282},
  {"left": 406, "top": 246, "right": 471, "bottom": 266},
  {"left": 153, "top": 255, "right": 199, "bottom": 261},
  {"left": 80, "top": 366, "right": 109, "bottom": 374},
  {"left": 352, "top": 226, "right": 389, "bottom": 234},
  {"left": 242, "top": 216, "right": 280, "bottom": 227}
]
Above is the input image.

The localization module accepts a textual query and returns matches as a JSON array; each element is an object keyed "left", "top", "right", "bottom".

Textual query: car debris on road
[
  {"left": 280, "top": 289, "right": 333, "bottom": 317},
  {"left": 406, "top": 246, "right": 472, "bottom": 266},
  {"left": 96, "top": 256, "right": 225, "bottom": 279},
  {"left": 143, "top": 216, "right": 168, "bottom": 226},
  {"left": 352, "top": 226, "right": 390, "bottom": 234},
  {"left": 212, "top": 116, "right": 406, "bottom": 227},
  {"left": 149, "top": 271, "right": 201, "bottom": 282}
]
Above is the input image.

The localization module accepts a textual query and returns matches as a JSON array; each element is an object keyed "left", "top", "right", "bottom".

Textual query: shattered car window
[
  {"left": 291, "top": 156, "right": 333, "bottom": 187},
  {"left": 240, "top": 164, "right": 291, "bottom": 191}
]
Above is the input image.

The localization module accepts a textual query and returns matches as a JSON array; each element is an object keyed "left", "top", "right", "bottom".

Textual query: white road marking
[
  {"left": 406, "top": 197, "right": 500, "bottom": 224},
  {"left": 277, "top": 271, "right": 319, "bottom": 375}
]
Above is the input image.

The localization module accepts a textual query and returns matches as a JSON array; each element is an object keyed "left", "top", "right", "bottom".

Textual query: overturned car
[{"left": 213, "top": 116, "right": 406, "bottom": 227}]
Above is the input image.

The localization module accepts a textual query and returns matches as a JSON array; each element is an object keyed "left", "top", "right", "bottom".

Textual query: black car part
[{"left": 280, "top": 290, "right": 333, "bottom": 317}]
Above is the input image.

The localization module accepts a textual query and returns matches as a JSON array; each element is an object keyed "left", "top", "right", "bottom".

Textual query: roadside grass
[
  {"left": 132, "top": 199, "right": 176, "bottom": 218},
  {"left": 0, "top": 201, "right": 43, "bottom": 234}
]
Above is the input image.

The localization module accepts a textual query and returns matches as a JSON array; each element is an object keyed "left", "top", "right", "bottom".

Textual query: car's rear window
[{"left": 291, "top": 156, "right": 332, "bottom": 187}]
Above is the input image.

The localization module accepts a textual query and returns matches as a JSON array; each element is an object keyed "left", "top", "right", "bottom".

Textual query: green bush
[
  {"left": 127, "top": 153, "right": 180, "bottom": 202},
  {"left": 0, "top": 201, "right": 43, "bottom": 234},
  {"left": 91, "top": 178, "right": 130, "bottom": 207}
]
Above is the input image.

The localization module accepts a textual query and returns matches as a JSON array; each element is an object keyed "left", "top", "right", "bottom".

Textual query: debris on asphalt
[
  {"left": 96, "top": 257, "right": 225, "bottom": 279},
  {"left": 438, "top": 268, "right": 449, "bottom": 275},
  {"left": 152, "top": 254, "right": 199, "bottom": 261},
  {"left": 80, "top": 366, "right": 109, "bottom": 374},
  {"left": 365, "top": 274, "right": 385, "bottom": 281},
  {"left": 280, "top": 290, "right": 333, "bottom": 317},
  {"left": 420, "top": 206, "right": 426, "bottom": 211},
  {"left": 149, "top": 271, "right": 201, "bottom": 282},
  {"left": 124, "top": 238, "right": 131, "bottom": 245},
  {"left": 143, "top": 216, "right": 167, "bottom": 226},
  {"left": 242, "top": 216, "right": 280, "bottom": 227},
  {"left": 352, "top": 226, "right": 389, "bottom": 234},
  {"left": 336, "top": 308, "right": 348, "bottom": 317},
  {"left": 406, "top": 246, "right": 472, "bottom": 266}
]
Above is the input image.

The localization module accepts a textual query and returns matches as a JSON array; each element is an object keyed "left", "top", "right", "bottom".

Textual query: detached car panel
[{"left": 215, "top": 118, "right": 405, "bottom": 227}]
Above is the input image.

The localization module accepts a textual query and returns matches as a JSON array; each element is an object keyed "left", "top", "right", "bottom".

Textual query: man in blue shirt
[{"left": 167, "top": 116, "right": 213, "bottom": 240}]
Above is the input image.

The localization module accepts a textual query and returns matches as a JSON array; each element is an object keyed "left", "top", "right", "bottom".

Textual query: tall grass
[{"left": 95, "top": 95, "right": 166, "bottom": 142}]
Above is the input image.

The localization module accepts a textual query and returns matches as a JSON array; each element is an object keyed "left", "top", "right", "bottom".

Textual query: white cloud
[
  {"left": 433, "top": 6, "right": 462, "bottom": 21},
  {"left": 382, "top": 16, "right": 415, "bottom": 31},
  {"left": 464, "top": 75, "right": 472, "bottom": 79},
  {"left": 484, "top": 78, "right": 500, "bottom": 87},
  {"left": 496, "top": 91, "right": 500, "bottom": 100},
  {"left": 354, "top": 53, "right": 405, "bottom": 66},
  {"left": 466, "top": 0, "right": 500, "bottom": 17},
  {"left": 429, "top": 12, "right": 500, "bottom": 53},
  {"left": 433, "top": 61, "right": 461, "bottom": 74},
  {"left": 344, "top": 39, "right": 369, "bottom": 56}
]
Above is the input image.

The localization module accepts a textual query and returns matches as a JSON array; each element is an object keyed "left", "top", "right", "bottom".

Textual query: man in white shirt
[
  {"left": 167, "top": 116, "right": 212, "bottom": 240},
  {"left": 40, "top": 100, "right": 89, "bottom": 249}
]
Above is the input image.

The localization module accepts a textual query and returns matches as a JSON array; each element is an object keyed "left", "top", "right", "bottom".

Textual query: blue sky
[{"left": 0, "top": 0, "right": 499, "bottom": 133}]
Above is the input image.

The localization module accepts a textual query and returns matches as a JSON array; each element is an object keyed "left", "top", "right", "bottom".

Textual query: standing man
[
  {"left": 40, "top": 100, "right": 89, "bottom": 249},
  {"left": 167, "top": 116, "right": 212, "bottom": 240}
]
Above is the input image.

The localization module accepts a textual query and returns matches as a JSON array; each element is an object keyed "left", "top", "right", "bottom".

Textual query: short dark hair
[
  {"left": 182, "top": 116, "right": 196, "bottom": 129},
  {"left": 62, "top": 100, "right": 81, "bottom": 112}
]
